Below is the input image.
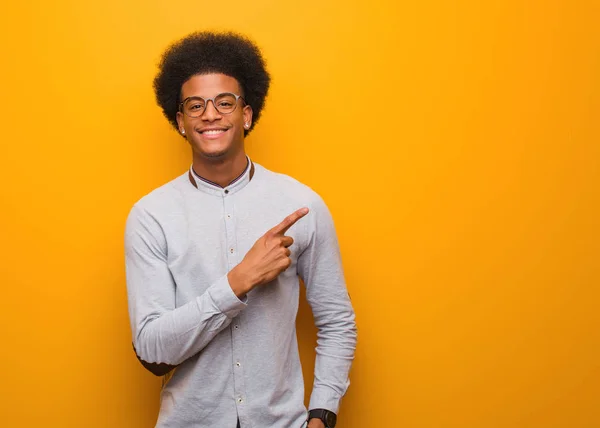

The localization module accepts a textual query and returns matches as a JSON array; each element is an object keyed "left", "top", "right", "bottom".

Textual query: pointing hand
[{"left": 228, "top": 207, "right": 309, "bottom": 297}]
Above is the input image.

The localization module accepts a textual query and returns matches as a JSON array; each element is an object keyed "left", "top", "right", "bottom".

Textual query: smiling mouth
[{"left": 200, "top": 129, "right": 227, "bottom": 135}]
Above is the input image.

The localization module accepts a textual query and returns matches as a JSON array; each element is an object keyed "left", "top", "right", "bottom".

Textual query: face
[{"left": 176, "top": 73, "right": 252, "bottom": 160}]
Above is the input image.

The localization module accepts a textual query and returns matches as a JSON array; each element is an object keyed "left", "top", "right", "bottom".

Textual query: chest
[{"left": 161, "top": 195, "right": 307, "bottom": 299}]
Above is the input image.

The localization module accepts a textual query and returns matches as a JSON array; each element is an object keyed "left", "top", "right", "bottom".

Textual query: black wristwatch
[{"left": 308, "top": 409, "right": 337, "bottom": 428}]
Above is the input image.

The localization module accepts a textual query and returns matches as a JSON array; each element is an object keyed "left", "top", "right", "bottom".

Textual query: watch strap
[{"left": 308, "top": 408, "right": 337, "bottom": 428}]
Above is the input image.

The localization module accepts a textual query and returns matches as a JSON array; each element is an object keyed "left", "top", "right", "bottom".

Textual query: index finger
[{"left": 269, "top": 207, "right": 309, "bottom": 235}]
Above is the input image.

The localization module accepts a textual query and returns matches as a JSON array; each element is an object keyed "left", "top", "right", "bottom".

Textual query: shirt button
[
  {"left": 224, "top": 189, "right": 229, "bottom": 194},
  {"left": 238, "top": 397, "right": 243, "bottom": 403},
  {"left": 227, "top": 214, "right": 231, "bottom": 219},
  {"left": 236, "top": 361, "right": 241, "bottom": 367},
  {"left": 234, "top": 325, "right": 239, "bottom": 329},
  {"left": 230, "top": 248, "right": 234, "bottom": 253}
]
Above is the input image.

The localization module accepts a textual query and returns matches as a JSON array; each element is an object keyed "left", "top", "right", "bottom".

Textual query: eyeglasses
[{"left": 179, "top": 93, "right": 245, "bottom": 117}]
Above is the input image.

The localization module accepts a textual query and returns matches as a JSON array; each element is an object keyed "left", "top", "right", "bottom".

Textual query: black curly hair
[{"left": 153, "top": 31, "right": 271, "bottom": 136}]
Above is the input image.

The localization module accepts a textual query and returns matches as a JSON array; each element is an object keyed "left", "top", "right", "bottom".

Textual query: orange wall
[{"left": 1, "top": 1, "right": 599, "bottom": 427}]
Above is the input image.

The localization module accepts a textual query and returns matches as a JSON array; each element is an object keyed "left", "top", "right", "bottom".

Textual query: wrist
[
  {"left": 308, "top": 409, "right": 337, "bottom": 428},
  {"left": 228, "top": 264, "right": 255, "bottom": 297}
]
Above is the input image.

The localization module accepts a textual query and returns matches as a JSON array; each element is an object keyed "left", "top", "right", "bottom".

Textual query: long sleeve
[
  {"left": 124, "top": 204, "right": 246, "bottom": 370},
  {"left": 297, "top": 194, "right": 357, "bottom": 414}
]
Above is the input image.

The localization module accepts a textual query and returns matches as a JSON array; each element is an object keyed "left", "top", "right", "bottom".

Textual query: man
[{"left": 125, "top": 31, "right": 357, "bottom": 428}]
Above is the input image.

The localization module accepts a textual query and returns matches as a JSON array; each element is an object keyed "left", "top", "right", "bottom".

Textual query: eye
[
  {"left": 188, "top": 103, "right": 205, "bottom": 110},
  {"left": 218, "top": 101, "right": 234, "bottom": 107}
]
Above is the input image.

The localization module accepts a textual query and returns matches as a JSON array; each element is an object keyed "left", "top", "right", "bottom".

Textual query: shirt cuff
[
  {"left": 309, "top": 387, "right": 342, "bottom": 414},
  {"left": 207, "top": 275, "right": 247, "bottom": 318}
]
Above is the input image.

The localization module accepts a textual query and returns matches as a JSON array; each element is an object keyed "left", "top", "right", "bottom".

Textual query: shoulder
[
  {"left": 126, "top": 172, "right": 189, "bottom": 227},
  {"left": 253, "top": 163, "right": 326, "bottom": 209},
  {"left": 131, "top": 172, "right": 188, "bottom": 213}
]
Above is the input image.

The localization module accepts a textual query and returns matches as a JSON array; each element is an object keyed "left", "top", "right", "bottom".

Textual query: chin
[
  {"left": 195, "top": 137, "right": 245, "bottom": 159},
  {"left": 192, "top": 141, "right": 231, "bottom": 159},
  {"left": 202, "top": 150, "right": 229, "bottom": 158}
]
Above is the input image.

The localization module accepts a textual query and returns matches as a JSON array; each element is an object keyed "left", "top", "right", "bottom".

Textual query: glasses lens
[
  {"left": 183, "top": 98, "right": 206, "bottom": 117},
  {"left": 214, "top": 93, "right": 238, "bottom": 114}
]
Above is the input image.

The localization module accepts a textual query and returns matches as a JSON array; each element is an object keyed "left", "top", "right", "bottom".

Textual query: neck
[{"left": 192, "top": 150, "right": 248, "bottom": 188}]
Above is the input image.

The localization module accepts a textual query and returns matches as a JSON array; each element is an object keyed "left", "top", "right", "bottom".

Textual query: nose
[{"left": 200, "top": 100, "right": 222, "bottom": 121}]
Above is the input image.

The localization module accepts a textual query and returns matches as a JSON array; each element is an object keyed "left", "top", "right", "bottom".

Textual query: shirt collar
[{"left": 188, "top": 157, "right": 254, "bottom": 196}]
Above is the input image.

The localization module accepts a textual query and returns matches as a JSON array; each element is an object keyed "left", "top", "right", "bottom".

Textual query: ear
[
  {"left": 243, "top": 105, "right": 253, "bottom": 128},
  {"left": 176, "top": 111, "right": 186, "bottom": 136}
]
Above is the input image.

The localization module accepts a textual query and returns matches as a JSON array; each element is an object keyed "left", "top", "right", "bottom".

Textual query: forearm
[
  {"left": 309, "top": 313, "right": 357, "bottom": 412},
  {"left": 133, "top": 275, "right": 245, "bottom": 366}
]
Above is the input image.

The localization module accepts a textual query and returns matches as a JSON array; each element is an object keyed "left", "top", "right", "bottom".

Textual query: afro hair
[{"left": 153, "top": 31, "right": 271, "bottom": 136}]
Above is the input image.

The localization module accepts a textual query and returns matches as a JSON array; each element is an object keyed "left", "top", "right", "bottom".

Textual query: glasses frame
[{"left": 179, "top": 92, "right": 246, "bottom": 117}]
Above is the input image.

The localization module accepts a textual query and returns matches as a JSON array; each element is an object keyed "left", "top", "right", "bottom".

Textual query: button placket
[
  {"left": 224, "top": 193, "right": 246, "bottom": 416},
  {"left": 223, "top": 194, "right": 237, "bottom": 270}
]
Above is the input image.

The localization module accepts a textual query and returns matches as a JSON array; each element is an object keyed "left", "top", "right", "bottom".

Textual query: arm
[
  {"left": 125, "top": 205, "right": 309, "bottom": 375},
  {"left": 125, "top": 205, "right": 246, "bottom": 374},
  {"left": 298, "top": 195, "right": 357, "bottom": 416}
]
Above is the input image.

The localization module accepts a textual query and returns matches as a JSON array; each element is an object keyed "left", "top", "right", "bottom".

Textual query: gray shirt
[{"left": 125, "top": 160, "right": 357, "bottom": 428}]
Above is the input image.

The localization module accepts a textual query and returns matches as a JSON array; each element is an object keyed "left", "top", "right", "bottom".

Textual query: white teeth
[{"left": 203, "top": 129, "right": 225, "bottom": 135}]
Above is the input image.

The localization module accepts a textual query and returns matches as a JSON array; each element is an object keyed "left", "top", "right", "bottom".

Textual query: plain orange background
[{"left": 1, "top": 1, "right": 599, "bottom": 427}]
